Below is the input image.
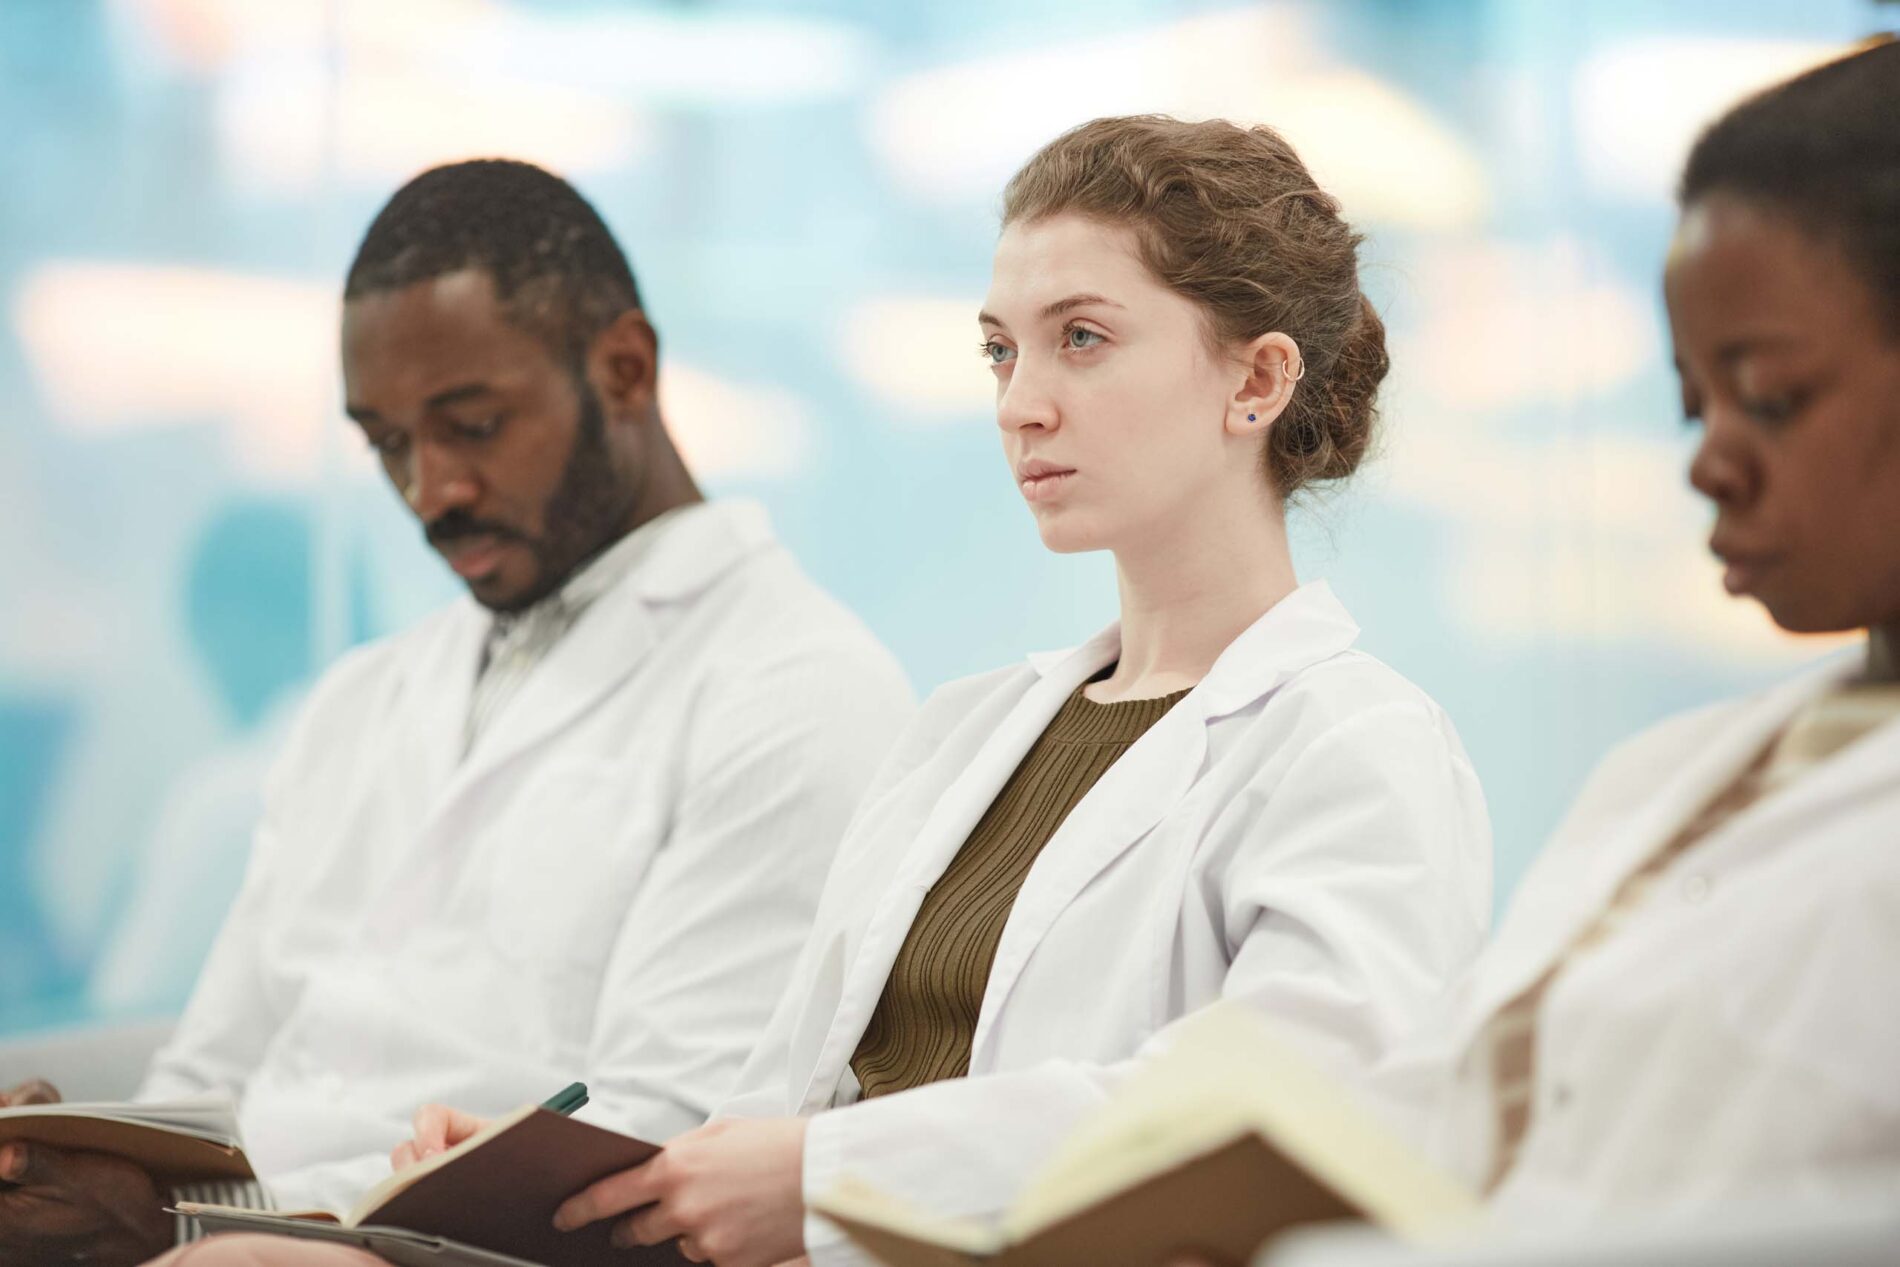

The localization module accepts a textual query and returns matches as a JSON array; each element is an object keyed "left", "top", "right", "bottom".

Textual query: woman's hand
[
  {"left": 553, "top": 1115, "right": 808, "bottom": 1266},
  {"left": 389, "top": 1104, "right": 489, "bottom": 1172}
]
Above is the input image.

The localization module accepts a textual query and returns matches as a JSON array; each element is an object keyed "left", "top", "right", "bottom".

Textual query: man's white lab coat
[
  {"left": 717, "top": 581, "right": 1493, "bottom": 1263},
  {"left": 137, "top": 500, "right": 914, "bottom": 1213}
]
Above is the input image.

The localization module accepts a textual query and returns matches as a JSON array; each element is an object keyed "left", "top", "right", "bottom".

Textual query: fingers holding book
[
  {"left": 552, "top": 1115, "right": 808, "bottom": 1267},
  {"left": 389, "top": 1103, "right": 490, "bottom": 1172}
]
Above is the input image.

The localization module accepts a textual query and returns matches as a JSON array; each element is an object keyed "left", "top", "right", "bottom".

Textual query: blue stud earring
[{"left": 1247, "top": 413, "right": 1257, "bottom": 422}]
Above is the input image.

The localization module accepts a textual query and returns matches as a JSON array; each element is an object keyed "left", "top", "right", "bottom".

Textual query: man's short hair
[{"left": 345, "top": 158, "right": 643, "bottom": 363}]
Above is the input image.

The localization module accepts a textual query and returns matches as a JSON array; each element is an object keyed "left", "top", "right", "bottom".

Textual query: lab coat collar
[
  {"left": 1452, "top": 649, "right": 1868, "bottom": 1050},
  {"left": 448, "top": 499, "right": 776, "bottom": 786},
  {"left": 1024, "top": 580, "right": 1361, "bottom": 721},
  {"left": 628, "top": 499, "right": 776, "bottom": 604},
  {"left": 801, "top": 582, "right": 1364, "bottom": 1104},
  {"left": 966, "top": 582, "right": 1360, "bottom": 1067}
]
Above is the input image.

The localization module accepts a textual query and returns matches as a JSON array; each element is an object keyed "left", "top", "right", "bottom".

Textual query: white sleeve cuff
[{"left": 800, "top": 1109, "right": 860, "bottom": 1265}]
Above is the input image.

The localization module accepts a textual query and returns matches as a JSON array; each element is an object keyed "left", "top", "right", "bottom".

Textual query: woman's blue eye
[
  {"left": 980, "top": 339, "right": 1015, "bottom": 365},
  {"left": 1065, "top": 326, "right": 1105, "bottom": 350}
]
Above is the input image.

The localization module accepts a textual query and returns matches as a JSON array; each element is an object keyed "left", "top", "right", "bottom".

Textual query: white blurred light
[
  {"left": 659, "top": 365, "right": 812, "bottom": 482},
  {"left": 115, "top": 0, "right": 504, "bottom": 70},
  {"left": 215, "top": 60, "right": 648, "bottom": 195},
  {"left": 122, "top": 0, "right": 866, "bottom": 104},
  {"left": 867, "top": 7, "right": 1486, "bottom": 229},
  {"left": 837, "top": 297, "right": 995, "bottom": 423},
  {"left": 1444, "top": 510, "right": 1836, "bottom": 665},
  {"left": 12, "top": 263, "right": 338, "bottom": 481},
  {"left": 1573, "top": 37, "right": 1848, "bottom": 202},
  {"left": 462, "top": 8, "right": 869, "bottom": 107},
  {"left": 1392, "top": 237, "right": 1658, "bottom": 413},
  {"left": 1376, "top": 391, "right": 1828, "bottom": 664},
  {"left": 13, "top": 262, "right": 809, "bottom": 484},
  {"left": 118, "top": 0, "right": 865, "bottom": 194}
]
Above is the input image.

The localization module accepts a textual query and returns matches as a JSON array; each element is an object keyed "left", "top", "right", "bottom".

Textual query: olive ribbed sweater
[{"left": 850, "top": 680, "right": 1190, "bottom": 1100}]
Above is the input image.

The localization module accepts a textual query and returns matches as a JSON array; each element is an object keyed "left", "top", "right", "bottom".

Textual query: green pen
[{"left": 540, "top": 1081, "right": 589, "bottom": 1116}]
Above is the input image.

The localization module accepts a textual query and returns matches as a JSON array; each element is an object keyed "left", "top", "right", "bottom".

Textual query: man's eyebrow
[
  {"left": 346, "top": 381, "right": 499, "bottom": 425},
  {"left": 978, "top": 293, "right": 1125, "bottom": 330},
  {"left": 1715, "top": 333, "right": 1799, "bottom": 363},
  {"left": 424, "top": 382, "right": 496, "bottom": 408}
]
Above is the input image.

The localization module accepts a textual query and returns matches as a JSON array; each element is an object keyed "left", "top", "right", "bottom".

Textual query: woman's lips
[
  {"left": 1020, "top": 469, "right": 1076, "bottom": 502},
  {"left": 1721, "top": 557, "right": 1769, "bottom": 596},
  {"left": 1714, "top": 548, "right": 1778, "bottom": 597}
]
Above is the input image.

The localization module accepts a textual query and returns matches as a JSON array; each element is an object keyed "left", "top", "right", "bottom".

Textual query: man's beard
[{"left": 427, "top": 383, "right": 641, "bottom": 614}]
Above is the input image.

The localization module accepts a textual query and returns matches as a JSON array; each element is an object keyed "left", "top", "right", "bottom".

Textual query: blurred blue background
[{"left": 1, "top": 0, "right": 1891, "bottom": 1037}]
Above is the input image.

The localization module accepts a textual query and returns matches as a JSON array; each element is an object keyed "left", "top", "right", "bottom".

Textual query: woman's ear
[{"left": 1225, "top": 331, "right": 1304, "bottom": 439}]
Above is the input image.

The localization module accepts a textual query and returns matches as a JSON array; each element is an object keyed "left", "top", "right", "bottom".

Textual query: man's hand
[
  {"left": 0, "top": 1079, "right": 61, "bottom": 1108},
  {"left": 0, "top": 1140, "right": 173, "bottom": 1267},
  {"left": 389, "top": 1104, "right": 490, "bottom": 1172},
  {"left": 553, "top": 1115, "right": 808, "bottom": 1267}
]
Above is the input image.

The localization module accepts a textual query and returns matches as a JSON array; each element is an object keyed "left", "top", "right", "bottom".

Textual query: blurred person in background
[
  {"left": 88, "top": 499, "right": 370, "bottom": 1017},
  {"left": 0, "top": 158, "right": 912, "bottom": 1266}
]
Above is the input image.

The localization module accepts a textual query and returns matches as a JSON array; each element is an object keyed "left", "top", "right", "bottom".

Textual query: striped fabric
[
  {"left": 850, "top": 681, "right": 1189, "bottom": 1100},
  {"left": 462, "top": 596, "right": 587, "bottom": 754},
  {"left": 170, "top": 1177, "right": 273, "bottom": 1245},
  {"left": 1483, "top": 681, "right": 1900, "bottom": 1190},
  {"left": 462, "top": 506, "right": 689, "bottom": 756}
]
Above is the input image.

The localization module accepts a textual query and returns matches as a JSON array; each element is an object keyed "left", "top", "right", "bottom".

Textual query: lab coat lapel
[
  {"left": 403, "top": 600, "right": 489, "bottom": 804},
  {"left": 1664, "top": 672, "right": 1900, "bottom": 880},
  {"left": 796, "top": 626, "right": 1123, "bottom": 1110},
  {"left": 969, "top": 581, "right": 1362, "bottom": 1069},
  {"left": 1451, "top": 657, "right": 1855, "bottom": 1050},
  {"left": 450, "top": 578, "right": 659, "bottom": 787},
  {"left": 442, "top": 502, "right": 768, "bottom": 803}
]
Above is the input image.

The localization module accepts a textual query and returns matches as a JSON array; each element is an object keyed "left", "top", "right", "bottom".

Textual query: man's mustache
[{"left": 425, "top": 513, "right": 525, "bottom": 549}]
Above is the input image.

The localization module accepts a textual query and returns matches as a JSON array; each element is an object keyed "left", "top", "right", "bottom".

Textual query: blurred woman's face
[
  {"left": 980, "top": 214, "right": 1249, "bottom": 556},
  {"left": 1665, "top": 193, "right": 1900, "bottom": 634}
]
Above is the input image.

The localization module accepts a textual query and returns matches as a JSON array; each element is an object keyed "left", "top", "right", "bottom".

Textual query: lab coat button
[{"left": 1682, "top": 874, "right": 1712, "bottom": 904}]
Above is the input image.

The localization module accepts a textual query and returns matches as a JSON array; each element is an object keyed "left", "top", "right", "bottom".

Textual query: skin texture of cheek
[
  {"left": 1041, "top": 364, "right": 1227, "bottom": 555},
  {"left": 1778, "top": 381, "right": 1900, "bottom": 631}
]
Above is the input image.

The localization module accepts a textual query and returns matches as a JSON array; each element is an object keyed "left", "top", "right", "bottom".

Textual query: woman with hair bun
[
  {"left": 554, "top": 113, "right": 1493, "bottom": 1267},
  {"left": 189, "top": 117, "right": 1491, "bottom": 1267}
]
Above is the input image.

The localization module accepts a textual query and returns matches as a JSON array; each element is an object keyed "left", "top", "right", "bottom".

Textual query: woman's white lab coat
[
  {"left": 718, "top": 582, "right": 1493, "bottom": 1264},
  {"left": 1388, "top": 653, "right": 1900, "bottom": 1225}
]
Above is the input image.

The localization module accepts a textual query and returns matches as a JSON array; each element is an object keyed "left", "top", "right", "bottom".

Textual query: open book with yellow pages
[
  {"left": 177, "top": 1103, "right": 688, "bottom": 1266},
  {"left": 810, "top": 1003, "right": 1485, "bottom": 1267}
]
